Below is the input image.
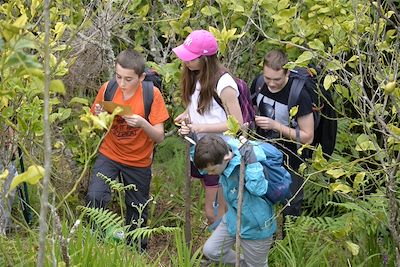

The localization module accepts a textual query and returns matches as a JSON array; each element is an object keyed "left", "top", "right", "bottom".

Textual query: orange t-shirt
[{"left": 91, "top": 82, "right": 169, "bottom": 167}]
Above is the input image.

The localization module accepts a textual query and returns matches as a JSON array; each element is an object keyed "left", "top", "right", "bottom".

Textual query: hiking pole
[
  {"left": 235, "top": 127, "right": 249, "bottom": 267},
  {"left": 17, "top": 146, "right": 32, "bottom": 225},
  {"left": 182, "top": 117, "right": 193, "bottom": 246}
]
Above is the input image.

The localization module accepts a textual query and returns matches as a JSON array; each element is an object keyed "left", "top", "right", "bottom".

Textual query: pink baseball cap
[{"left": 173, "top": 30, "right": 218, "bottom": 61}]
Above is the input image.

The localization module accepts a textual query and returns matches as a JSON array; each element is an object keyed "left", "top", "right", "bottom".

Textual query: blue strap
[
  {"left": 212, "top": 190, "right": 219, "bottom": 218},
  {"left": 207, "top": 190, "right": 221, "bottom": 232}
]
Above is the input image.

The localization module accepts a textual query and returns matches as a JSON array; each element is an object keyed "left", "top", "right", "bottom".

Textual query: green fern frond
[
  {"left": 126, "top": 225, "right": 179, "bottom": 240},
  {"left": 78, "top": 206, "right": 125, "bottom": 229},
  {"left": 96, "top": 172, "right": 137, "bottom": 192}
]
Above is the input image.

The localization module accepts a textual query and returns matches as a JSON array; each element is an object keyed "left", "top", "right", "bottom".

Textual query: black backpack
[
  {"left": 103, "top": 68, "right": 162, "bottom": 121},
  {"left": 254, "top": 66, "right": 337, "bottom": 158}
]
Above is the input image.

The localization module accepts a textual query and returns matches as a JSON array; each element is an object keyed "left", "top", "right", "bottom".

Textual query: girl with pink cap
[{"left": 173, "top": 29, "right": 244, "bottom": 230}]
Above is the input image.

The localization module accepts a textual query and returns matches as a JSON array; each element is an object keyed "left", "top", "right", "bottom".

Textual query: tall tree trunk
[{"left": 37, "top": 0, "right": 52, "bottom": 266}]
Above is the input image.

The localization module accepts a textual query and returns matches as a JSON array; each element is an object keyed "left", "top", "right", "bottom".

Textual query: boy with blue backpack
[{"left": 193, "top": 134, "right": 290, "bottom": 266}]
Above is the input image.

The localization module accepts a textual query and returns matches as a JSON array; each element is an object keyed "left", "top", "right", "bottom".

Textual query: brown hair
[
  {"left": 263, "top": 50, "right": 288, "bottom": 73},
  {"left": 115, "top": 49, "right": 145, "bottom": 76},
  {"left": 181, "top": 55, "right": 227, "bottom": 114},
  {"left": 194, "top": 134, "right": 229, "bottom": 169}
]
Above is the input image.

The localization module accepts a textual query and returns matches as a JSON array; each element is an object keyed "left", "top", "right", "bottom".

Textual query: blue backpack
[
  {"left": 240, "top": 141, "right": 292, "bottom": 204},
  {"left": 256, "top": 142, "right": 292, "bottom": 204}
]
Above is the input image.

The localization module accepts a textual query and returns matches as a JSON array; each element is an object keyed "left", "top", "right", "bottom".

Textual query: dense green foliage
[{"left": 0, "top": 0, "right": 399, "bottom": 266}]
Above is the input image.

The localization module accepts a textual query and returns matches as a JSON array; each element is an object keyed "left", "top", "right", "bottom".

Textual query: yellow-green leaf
[
  {"left": 50, "top": 79, "right": 66, "bottom": 94},
  {"left": 345, "top": 241, "right": 360, "bottom": 256},
  {"left": 355, "top": 134, "right": 376, "bottom": 151},
  {"left": 295, "top": 51, "right": 313, "bottom": 65},
  {"left": 13, "top": 14, "right": 28, "bottom": 28},
  {"left": 9, "top": 165, "right": 45, "bottom": 193},
  {"left": 323, "top": 75, "right": 337, "bottom": 89},
  {"left": 353, "top": 172, "right": 365, "bottom": 190},
  {"left": 180, "top": 9, "right": 191, "bottom": 22},
  {"left": 388, "top": 124, "right": 400, "bottom": 135},
  {"left": 224, "top": 115, "right": 240, "bottom": 137},
  {"left": 308, "top": 39, "right": 324, "bottom": 51},
  {"left": 69, "top": 97, "right": 89, "bottom": 106},
  {"left": 201, "top": 6, "right": 219, "bottom": 16},
  {"left": 53, "top": 22, "right": 66, "bottom": 41},
  {"left": 330, "top": 182, "right": 353, "bottom": 193},
  {"left": 297, "top": 143, "right": 311, "bottom": 155},
  {"left": 289, "top": 105, "right": 299, "bottom": 118},
  {"left": 326, "top": 168, "right": 346, "bottom": 179},
  {"left": 91, "top": 113, "right": 109, "bottom": 130},
  {"left": 0, "top": 169, "right": 9, "bottom": 180},
  {"left": 31, "top": 0, "right": 41, "bottom": 17},
  {"left": 311, "top": 145, "right": 328, "bottom": 170}
]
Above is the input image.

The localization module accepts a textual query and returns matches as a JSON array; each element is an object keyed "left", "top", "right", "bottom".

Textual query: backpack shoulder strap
[
  {"left": 251, "top": 75, "right": 265, "bottom": 102},
  {"left": 104, "top": 78, "right": 118, "bottom": 101},
  {"left": 288, "top": 77, "right": 306, "bottom": 110},
  {"left": 212, "top": 71, "right": 232, "bottom": 111},
  {"left": 288, "top": 77, "right": 306, "bottom": 150},
  {"left": 142, "top": 80, "right": 154, "bottom": 121}
]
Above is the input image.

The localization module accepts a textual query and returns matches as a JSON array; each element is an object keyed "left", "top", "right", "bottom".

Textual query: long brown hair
[{"left": 181, "top": 55, "right": 227, "bottom": 114}]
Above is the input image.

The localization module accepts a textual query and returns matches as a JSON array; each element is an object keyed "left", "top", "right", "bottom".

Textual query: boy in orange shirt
[{"left": 86, "top": 50, "right": 169, "bottom": 250}]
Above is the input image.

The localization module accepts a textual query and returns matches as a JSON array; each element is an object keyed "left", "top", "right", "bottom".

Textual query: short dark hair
[
  {"left": 263, "top": 50, "right": 288, "bottom": 71},
  {"left": 115, "top": 49, "right": 145, "bottom": 75},
  {"left": 194, "top": 134, "right": 229, "bottom": 170}
]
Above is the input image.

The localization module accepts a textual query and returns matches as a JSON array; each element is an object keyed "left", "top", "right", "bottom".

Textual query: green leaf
[
  {"left": 277, "top": 0, "right": 290, "bottom": 10},
  {"left": 138, "top": 4, "right": 150, "bottom": 17},
  {"left": 330, "top": 182, "right": 353, "bottom": 193},
  {"left": 326, "top": 59, "right": 343, "bottom": 71},
  {"left": 201, "top": 6, "right": 219, "bottom": 16},
  {"left": 50, "top": 79, "right": 66, "bottom": 94},
  {"left": 180, "top": 9, "right": 191, "bottom": 23},
  {"left": 57, "top": 108, "right": 71, "bottom": 121},
  {"left": 311, "top": 145, "right": 328, "bottom": 170},
  {"left": 294, "top": 51, "right": 313, "bottom": 65},
  {"left": 308, "top": 39, "right": 324, "bottom": 51},
  {"left": 353, "top": 172, "right": 365, "bottom": 190},
  {"left": 355, "top": 134, "right": 376, "bottom": 151},
  {"left": 14, "top": 38, "right": 38, "bottom": 51},
  {"left": 323, "top": 75, "right": 337, "bottom": 89},
  {"left": 326, "top": 168, "right": 346, "bottom": 179},
  {"left": 1, "top": 107, "right": 14, "bottom": 118},
  {"left": 70, "top": 97, "right": 89, "bottom": 106}
]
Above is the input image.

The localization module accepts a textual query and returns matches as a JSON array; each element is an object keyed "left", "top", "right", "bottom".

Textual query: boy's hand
[
  {"left": 123, "top": 114, "right": 145, "bottom": 128},
  {"left": 94, "top": 104, "right": 105, "bottom": 115}
]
